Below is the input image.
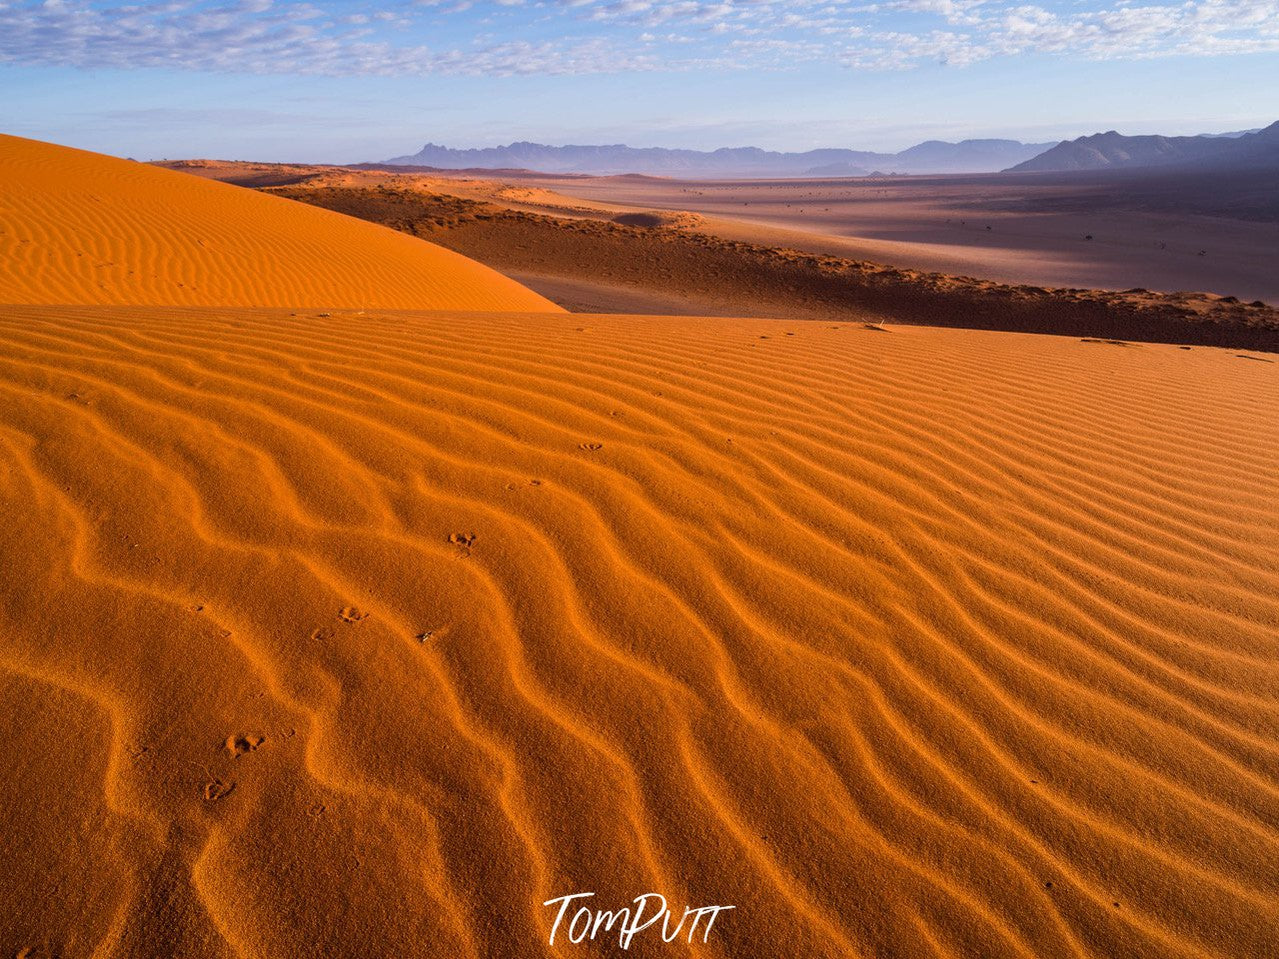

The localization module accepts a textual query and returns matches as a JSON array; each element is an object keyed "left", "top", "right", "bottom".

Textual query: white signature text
[{"left": 543, "top": 892, "right": 735, "bottom": 950}]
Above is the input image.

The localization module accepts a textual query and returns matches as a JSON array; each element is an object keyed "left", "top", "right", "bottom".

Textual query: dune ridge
[
  {"left": 265, "top": 184, "right": 1279, "bottom": 351},
  {"left": 157, "top": 158, "right": 1279, "bottom": 311},
  {"left": 1, "top": 304, "right": 1276, "bottom": 957},
  {"left": 0, "top": 135, "right": 559, "bottom": 312}
]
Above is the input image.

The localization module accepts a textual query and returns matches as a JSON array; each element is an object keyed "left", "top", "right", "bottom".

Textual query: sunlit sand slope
[
  {"left": 0, "top": 135, "right": 559, "bottom": 312},
  {"left": 1, "top": 306, "right": 1277, "bottom": 958}
]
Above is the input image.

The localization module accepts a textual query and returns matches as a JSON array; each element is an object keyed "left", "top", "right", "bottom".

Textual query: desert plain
[
  {"left": 159, "top": 157, "right": 1279, "bottom": 347},
  {"left": 541, "top": 167, "right": 1279, "bottom": 304},
  {"left": 2, "top": 132, "right": 1278, "bottom": 959}
]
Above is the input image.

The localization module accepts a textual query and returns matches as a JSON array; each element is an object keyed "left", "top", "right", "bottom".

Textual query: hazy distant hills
[
  {"left": 385, "top": 138, "right": 1055, "bottom": 177},
  {"left": 384, "top": 123, "right": 1279, "bottom": 178},
  {"left": 1008, "top": 121, "right": 1279, "bottom": 173}
]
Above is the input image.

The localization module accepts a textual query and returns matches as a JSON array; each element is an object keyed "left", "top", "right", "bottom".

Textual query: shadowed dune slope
[
  {"left": 0, "top": 135, "right": 559, "bottom": 312},
  {"left": 1, "top": 305, "right": 1277, "bottom": 958}
]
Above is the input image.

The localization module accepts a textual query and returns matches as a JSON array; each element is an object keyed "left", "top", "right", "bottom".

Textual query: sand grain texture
[
  {"left": 0, "top": 135, "right": 559, "bottom": 312},
  {"left": 1, "top": 304, "right": 1277, "bottom": 958}
]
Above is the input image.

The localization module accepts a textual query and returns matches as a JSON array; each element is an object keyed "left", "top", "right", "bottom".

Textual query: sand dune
[
  {"left": 1, "top": 304, "right": 1277, "bottom": 957},
  {"left": 155, "top": 158, "right": 1279, "bottom": 307},
  {"left": 269, "top": 184, "right": 1279, "bottom": 351},
  {"left": 0, "top": 136, "right": 558, "bottom": 312},
  {"left": 154, "top": 160, "right": 1279, "bottom": 345}
]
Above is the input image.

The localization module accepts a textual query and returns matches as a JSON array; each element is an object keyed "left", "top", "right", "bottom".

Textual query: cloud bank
[{"left": 0, "top": 0, "right": 1275, "bottom": 76}]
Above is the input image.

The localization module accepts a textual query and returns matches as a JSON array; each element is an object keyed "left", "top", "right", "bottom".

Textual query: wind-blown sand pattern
[
  {"left": 144, "top": 167, "right": 1278, "bottom": 350},
  {"left": 1, "top": 305, "right": 1277, "bottom": 958},
  {"left": 0, "top": 135, "right": 559, "bottom": 312}
]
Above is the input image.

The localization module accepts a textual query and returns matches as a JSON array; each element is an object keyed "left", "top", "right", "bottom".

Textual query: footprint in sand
[
  {"left": 579, "top": 442, "right": 603, "bottom": 452},
  {"left": 202, "top": 779, "right": 235, "bottom": 802},
  {"left": 225, "top": 734, "right": 265, "bottom": 758},
  {"left": 415, "top": 624, "right": 452, "bottom": 644},
  {"left": 310, "top": 627, "right": 333, "bottom": 642},
  {"left": 339, "top": 606, "right": 368, "bottom": 622}
]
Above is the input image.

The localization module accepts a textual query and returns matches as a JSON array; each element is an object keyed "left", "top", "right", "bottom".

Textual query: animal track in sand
[
  {"left": 225, "top": 734, "right": 265, "bottom": 758},
  {"left": 202, "top": 779, "right": 235, "bottom": 802},
  {"left": 310, "top": 627, "right": 333, "bottom": 642},
  {"left": 339, "top": 606, "right": 368, "bottom": 622},
  {"left": 579, "top": 442, "right": 603, "bottom": 452},
  {"left": 415, "top": 625, "right": 451, "bottom": 644},
  {"left": 448, "top": 532, "right": 476, "bottom": 548}
]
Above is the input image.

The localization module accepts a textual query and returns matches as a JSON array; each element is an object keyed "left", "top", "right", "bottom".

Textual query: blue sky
[{"left": 1, "top": 0, "right": 1277, "bottom": 161}]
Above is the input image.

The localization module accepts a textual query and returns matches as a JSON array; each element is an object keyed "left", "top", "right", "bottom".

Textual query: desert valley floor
[{"left": 1, "top": 134, "right": 1278, "bottom": 958}]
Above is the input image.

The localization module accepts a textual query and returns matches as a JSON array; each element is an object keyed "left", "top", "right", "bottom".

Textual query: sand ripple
[
  {"left": 0, "top": 306, "right": 1276, "bottom": 958},
  {"left": 0, "top": 135, "right": 559, "bottom": 313}
]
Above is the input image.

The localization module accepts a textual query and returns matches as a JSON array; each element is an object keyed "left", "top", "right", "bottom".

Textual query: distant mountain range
[
  {"left": 1007, "top": 121, "right": 1279, "bottom": 173},
  {"left": 384, "top": 139, "right": 1056, "bottom": 177},
  {"left": 384, "top": 123, "right": 1279, "bottom": 178}
]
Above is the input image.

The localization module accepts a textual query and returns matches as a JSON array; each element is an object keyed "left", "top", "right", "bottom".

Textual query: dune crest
[
  {"left": 0, "top": 135, "right": 559, "bottom": 312},
  {"left": 1, "top": 305, "right": 1276, "bottom": 957}
]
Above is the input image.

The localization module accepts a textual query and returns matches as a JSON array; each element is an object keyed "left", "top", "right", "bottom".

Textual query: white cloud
[{"left": 0, "top": 0, "right": 1275, "bottom": 77}]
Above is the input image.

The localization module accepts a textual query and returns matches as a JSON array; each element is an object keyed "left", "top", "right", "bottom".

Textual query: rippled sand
[{"left": 1, "top": 304, "right": 1276, "bottom": 957}]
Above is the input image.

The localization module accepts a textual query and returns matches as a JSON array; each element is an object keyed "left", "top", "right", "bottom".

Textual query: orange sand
[
  {"left": 0, "top": 135, "right": 559, "bottom": 312},
  {"left": 2, "top": 306, "right": 1277, "bottom": 957},
  {"left": 2, "top": 137, "right": 1278, "bottom": 958}
]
